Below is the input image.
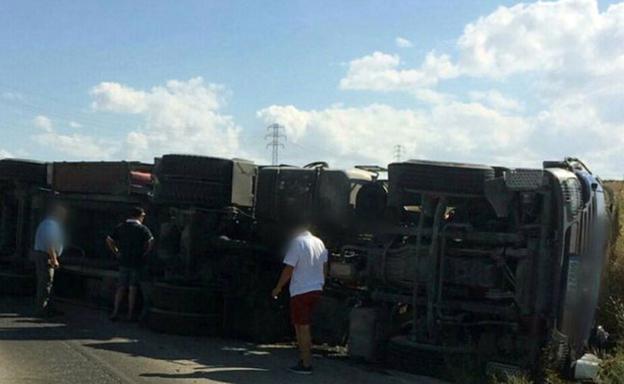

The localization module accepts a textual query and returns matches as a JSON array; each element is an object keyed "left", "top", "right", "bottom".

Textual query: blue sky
[{"left": 1, "top": 0, "right": 623, "bottom": 177}]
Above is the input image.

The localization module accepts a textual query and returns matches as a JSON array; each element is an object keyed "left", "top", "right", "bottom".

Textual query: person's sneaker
[{"left": 288, "top": 362, "right": 312, "bottom": 375}]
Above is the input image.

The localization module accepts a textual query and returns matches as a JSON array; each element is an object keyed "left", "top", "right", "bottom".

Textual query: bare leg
[
  {"left": 293, "top": 325, "right": 301, "bottom": 360},
  {"left": 111, "top": 287, "right": 126, "bottom": 318},
  {"left": 298, "top": 324, "right": 313, "bottom": 368},
  {"left": 127, "top": 286, "right": 137, "bottom": 320}
]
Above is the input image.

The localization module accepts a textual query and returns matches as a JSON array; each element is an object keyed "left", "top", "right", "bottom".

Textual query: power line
[
  {"left": 393, "top": 144, "right": 405, "bottom": 162},
  {"left": 265, "top": 123, "right": 286, "bottom": 165}
]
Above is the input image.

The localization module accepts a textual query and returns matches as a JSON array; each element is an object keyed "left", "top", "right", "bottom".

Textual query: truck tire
[
  {"left": 0, "top": 270, "right": 35, "bottom": 296},
  {"left": 355, "top": 183, "right": 388, "bottom": 220},
  {"left": 248, "top": 305, "right": 291, "bottom": 343},
  {"left": 153, "top": 177, "right": 230, "bottom": 207},
  {"left": 0, "top": 159, "right": 47, "bottom": 185},
  {"left": 385, "top": 336, "right": 452, "bottom": 379},
  {"left": 147, "top": 307, "right": 221, "bottom": 336},
  {"left": 389, "top": 160, "right": 495, "bottom": 197},
  {"left": 151, "top": 282, "right": 221, "bottom": 314},
  {"left": 312, "top": 296, "right": 350, "bottom": 345},
  {"left": 155, "top": 155, "right": 233, "bottom": 181}
]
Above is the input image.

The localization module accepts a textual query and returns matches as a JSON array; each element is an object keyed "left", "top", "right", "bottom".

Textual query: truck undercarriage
[{"left": 0, "top": 155, "right": 613, "bottom": 380}]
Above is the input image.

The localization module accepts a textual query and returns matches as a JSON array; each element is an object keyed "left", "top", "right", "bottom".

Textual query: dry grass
[
  {"left": 598, "top": 182, "right": 624, "bottom": 334},
  {"left": 490, "top": 375, "right": 534, "bottom": 384},
  {"left": 597, "top": 181, "right": 624, "bottom": 382}
]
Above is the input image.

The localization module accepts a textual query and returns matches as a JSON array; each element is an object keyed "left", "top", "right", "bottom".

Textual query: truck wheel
[
  {"left": 389, "top": 160, "right": 495, "bottom": 197},
  {"left": 147, "top": 307, "right": 221, "bottom": 336},
  {"left": 248, "top": 305, "right": 291, "bottom": 343},
  {"left": 355, "top": 183, "right": 388, "bottom": 220},
  {"left": 0, "top": 270, "right": 35, "bottom": 296},
  {"left": 151, "top": 282, "right": 221, "bottom": 314},
  {"left": 386, "top": 336, "right": 457, "bottom": 380},
  {"left": 153, "top": 178, "right": 230, "bottom": 207},
  {"left": 155, "top": 155, "right": 233, "bottom": 181}
]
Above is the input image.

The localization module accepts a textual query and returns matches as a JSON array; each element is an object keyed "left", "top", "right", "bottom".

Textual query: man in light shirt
[
  {"left": 272, "top": 222, "right": 328, "bottom": 375},
  {"left": 32, "top": 203, "right": 67, "bottom": 317}
]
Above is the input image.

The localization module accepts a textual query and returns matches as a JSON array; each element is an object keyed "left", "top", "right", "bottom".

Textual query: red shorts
[{"left": 290, "top": 291, "right": 322, "bottom": 326}]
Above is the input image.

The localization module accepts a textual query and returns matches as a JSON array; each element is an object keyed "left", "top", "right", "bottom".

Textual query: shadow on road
[{"left": 0, "top": 297, "right": 406, "bottom": 384}]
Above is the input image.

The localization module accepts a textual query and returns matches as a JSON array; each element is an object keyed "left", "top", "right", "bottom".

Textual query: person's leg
[
  {"left": 111, "top": 268, "right": 129, "bottom": 320},
  {"left": 45, "top": 266, "right": 55, "bottom": 311},
  {"left": 126, "top": 269, "right": 139, "bottom": 320},
  {"left": 298, "top": 324, "right": 313, "bottom": 368},
  {"left": 34, "top": 254, "right": 46, "bottom": 314},
  {"left": 127, "top": 286, "right": 137, "bottom": 320},
  {"left": 111, "top": 287, "right": 126, "bottom": 319},
  {"left": 288, "top": 293, "right": 313, "bottom": 374},
  {"left": 35, "top": 254, "right": 54, "bottom": 315},
  {"left": 293, "top": 324, "right": 302, "bottom": 360}
]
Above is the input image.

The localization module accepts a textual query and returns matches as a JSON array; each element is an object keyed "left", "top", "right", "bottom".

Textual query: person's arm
[
  {"left": 143, "top": 227, "right": 154, "bottom": 255},
  {"left": 272, "top": 266, "right": 294, "bottom": 299},
  {"left": 42, "top": 221, "right": 60, "bottom": 268},
  {"left": 322, "top": 248, "right": 329, "bottom": 279},
  {"left": 107, "top": 225, "right": 121, "bottom": 258},
  {"left": 106, "top": 236, "right": 120, "bottom": 258},
  {"left": 272, "top": 240, "right": 299, "bottom": 298},
  {"left": 47, "top": 245, "right": 59, "bottom": 269},
  {"left": 145, "top": 238, "right": 154, "bottom": 254}
]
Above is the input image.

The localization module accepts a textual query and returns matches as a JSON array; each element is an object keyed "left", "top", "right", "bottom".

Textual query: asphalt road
[{"left": 0, "top": 297, "right": 445, "bottom": 384}]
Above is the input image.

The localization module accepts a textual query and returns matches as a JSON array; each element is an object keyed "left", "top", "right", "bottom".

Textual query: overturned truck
[
  {"left": 0, "top": 154, "right": 612, "bottom": 379},
  {"left": 328, "top": 158, "right": 612, "bottom": 377},
  {"left": 0, "top": 159, "right": 49, "bottom": 295}
]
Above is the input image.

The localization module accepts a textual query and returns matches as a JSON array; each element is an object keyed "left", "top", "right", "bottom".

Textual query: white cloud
[
  {"left": 33, "top": 115, "right": 53, "bottom": 132},
  {"left": 456, "top": 0, "right": 624, "bottom": 79},
  {"left": 468, "top": 90, "right": 523, "bottom": 112},
  {"left": 69, "top": 121, "right": 82, "bottom": 128},
  {"left": 90, "top": 77, "right": 240, "bottom": 160},
  {"left": 31, "top": 115, "right": 115, "bottom": 159},
  {"left": 33, "top": 131, "right": 117, "bottom": 160},
  {"left": 395, "top": 36, "right": 413, "bottom": 48},
  {"left": 258, "top": 101, "right": 533, "bottom": 167},
  {"left": 339, "top": 51, "right": 458, "bottom": 91},
  {"left": 333, "top": 0, "right": 624, "bottom": 177},
  {"left": 346, "top": 0, "right": 624, "bottom": 90},
  {"left": 0, "top": 149, "right": 13, "bottom": 158},
  {"left": 90, "top": 82, "right": 148, "bottom": 114}
]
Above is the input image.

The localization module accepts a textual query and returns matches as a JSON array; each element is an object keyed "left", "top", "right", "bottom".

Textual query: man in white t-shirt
[{"left": 272, "top": 223, "right": 328, "bottom": 375}]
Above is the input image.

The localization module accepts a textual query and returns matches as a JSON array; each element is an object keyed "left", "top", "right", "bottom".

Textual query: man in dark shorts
[
  {"left": 106, "top": 207, "right": 154, "bottom": 321},
  {"left": 272, "top": 222, "right": 328, "bottom": 375}
]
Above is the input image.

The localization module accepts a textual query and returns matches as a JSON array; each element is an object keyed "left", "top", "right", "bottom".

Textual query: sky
[{"left": 0, "top": 0, "right": 623, "bottom": 177}]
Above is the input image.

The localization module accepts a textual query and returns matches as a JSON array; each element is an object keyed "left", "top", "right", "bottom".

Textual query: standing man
[
  {"left": 106, "top": 207, "right": 154, "bottom": 321},
  {"left": 272, "top": 222, "right": 328, "bottom": 375},
  {"left": 32, "top": 203, "right": 67, "bottom": 317}
]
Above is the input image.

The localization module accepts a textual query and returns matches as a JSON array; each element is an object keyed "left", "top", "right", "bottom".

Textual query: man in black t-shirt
[{"left": 106, "top": 207, "right": 154, "bottom": 321}]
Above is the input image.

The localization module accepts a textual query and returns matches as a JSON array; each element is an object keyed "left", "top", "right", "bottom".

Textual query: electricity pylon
[
  {"left": 393, "top": 144, "right": 405, "bottom": 162},
  {"left": 265, "top": 123, "right": 287, "bottom": 165}
]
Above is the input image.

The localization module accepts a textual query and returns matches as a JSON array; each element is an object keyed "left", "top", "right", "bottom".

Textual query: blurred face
[{"left": 138, "top": 212, "right": 146, "bottom": 223}]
